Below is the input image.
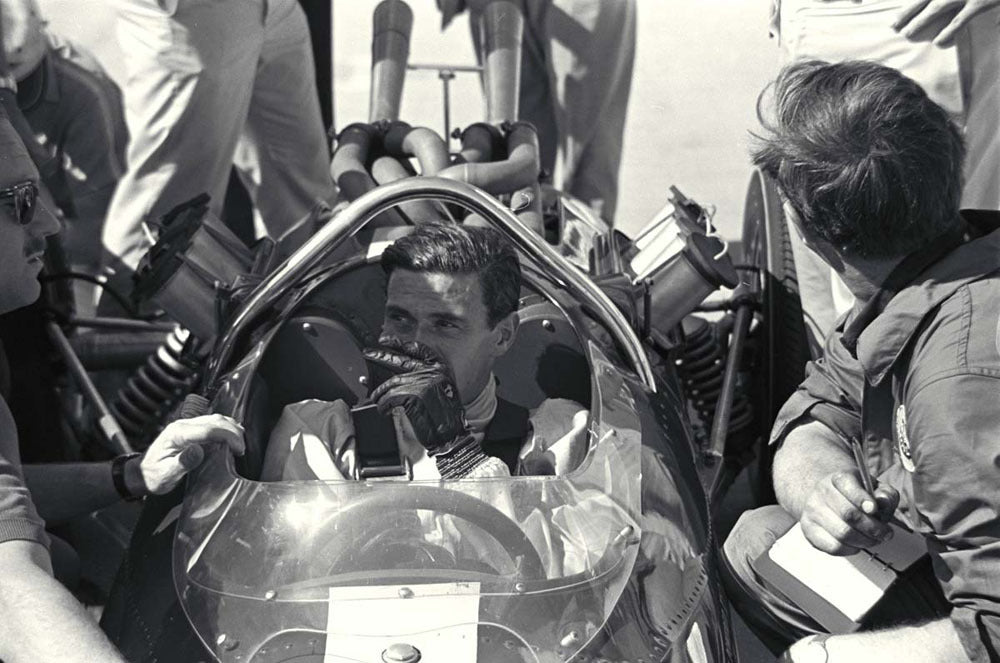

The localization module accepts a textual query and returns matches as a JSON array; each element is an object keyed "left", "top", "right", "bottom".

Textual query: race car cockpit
[
  {"left": 129, "top": 178, "right": 722, "bottom": 663},
  {"left": 96, "top": 1, "right": 743, "bottom": 658}
]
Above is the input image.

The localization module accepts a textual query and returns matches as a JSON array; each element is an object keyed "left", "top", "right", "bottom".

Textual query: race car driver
[
  {"left": 261, "top": 220, "right": 589, "bottom": 484},
  {"left": 259, "top": 221, "right": 609, "bottom": 578},
  {"left": 722, "top": 60, "right": 1000, "bottom": 663}
]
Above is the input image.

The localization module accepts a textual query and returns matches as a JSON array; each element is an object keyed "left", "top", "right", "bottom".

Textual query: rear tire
[{"left": 740, "top": 170, "right": 810, "bottom": 505}]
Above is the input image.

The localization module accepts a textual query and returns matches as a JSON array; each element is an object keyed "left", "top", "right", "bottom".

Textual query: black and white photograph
[{"left": 0, "top": 1, "right": 998, "bottom": 661}]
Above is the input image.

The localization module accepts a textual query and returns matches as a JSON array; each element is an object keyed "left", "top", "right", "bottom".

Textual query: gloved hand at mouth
[{"left": 363, "top": 337, "right": 468, "bottom": 455}]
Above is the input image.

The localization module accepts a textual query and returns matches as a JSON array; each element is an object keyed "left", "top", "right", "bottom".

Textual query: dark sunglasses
[{"left": 0, "top": 181, "right": 38, "bottom": 226}]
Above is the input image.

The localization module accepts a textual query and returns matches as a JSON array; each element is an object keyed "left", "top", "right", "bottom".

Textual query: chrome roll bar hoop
[{"left": 205, "top": 178, "right": 655, "bottom": 392}]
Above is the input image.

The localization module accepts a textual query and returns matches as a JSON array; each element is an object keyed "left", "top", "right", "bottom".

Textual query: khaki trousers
[{"left": 102, "top": 0, "right": 334, "bottom": 275}]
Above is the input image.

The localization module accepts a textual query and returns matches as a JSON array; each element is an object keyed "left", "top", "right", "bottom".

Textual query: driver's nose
[{"left": 412, "top": 327, "right": 443, "bottom": 358}]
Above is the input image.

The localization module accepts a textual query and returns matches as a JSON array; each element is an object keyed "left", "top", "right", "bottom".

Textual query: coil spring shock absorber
[
  {"left": 676, "top": 316, "right": 753, "bottom": 437},
  {"left": 109, "top": 326, "right": 203, "bottom": 448}
]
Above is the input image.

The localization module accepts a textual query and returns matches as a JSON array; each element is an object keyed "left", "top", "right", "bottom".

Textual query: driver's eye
[{"left": 385, "top": 312, "right": 413, "bottom": 329}]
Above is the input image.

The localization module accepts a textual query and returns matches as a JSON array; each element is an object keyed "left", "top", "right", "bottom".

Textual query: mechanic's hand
[
  {"left": 133, "top": 414, "right": 245, "bottom": 495},
  {"left": 799, "top": 471, "right": 900, "bottom": 556},
  {"left": 363, "top": 338, "right": 467, "bottom": 454},
  {"left": 892, "top": 0, "right": 1000, "bottom": 47}
]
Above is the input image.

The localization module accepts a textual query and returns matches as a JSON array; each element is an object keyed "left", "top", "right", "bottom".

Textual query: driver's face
[{"left": 382, "top": 270, "right": 516, "bottom": 405}]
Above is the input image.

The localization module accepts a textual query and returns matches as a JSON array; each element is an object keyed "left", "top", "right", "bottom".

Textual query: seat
[{"left": 239, "top": 309, "right": 371, "bottom": 480}]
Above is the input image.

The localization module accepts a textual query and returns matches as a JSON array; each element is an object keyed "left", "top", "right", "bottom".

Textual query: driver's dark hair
[
  {"left": 381, "top": 222, "right": 521, "bottom": 328},
  {"left": 752, "top": 59, "right": 965, "bottom": 259}
]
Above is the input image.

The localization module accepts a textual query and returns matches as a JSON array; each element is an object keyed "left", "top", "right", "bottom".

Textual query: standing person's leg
[
  {"left": 516, "top": 0, "right": 558, "bottom": 180},
  {"left": 101, "top": 0, "right": 266, "bottom": 282},
  {"left": 957, "top": 8, "right": 1000, "bottom": 210},
  {"left": 544, "top": 0, "right": 635, "bottom": 223},
  {"left": 777, "top": 0, "right": 964, "bottom": 115},
  {"left": 234, "top": 0, "right": 335, "bottom": 245}
]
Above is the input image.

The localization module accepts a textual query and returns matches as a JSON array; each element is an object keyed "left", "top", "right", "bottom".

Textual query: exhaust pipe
[
  {"left": 330, "top": 123, "right": 407, "bottom": 227},
  {"left": 511, "top": 180, "right": 544, "bottom": 234},
  {"left": 453, "top": 122, "right": 503, "bottom": 165},
  {"left": 383, "top": 121, "right": 451, "bottom": 175},
  {"left": 477, "top": 0, "right": 524, "bottom": 124},
  {"left": 369, "top": 0, "right": 413, "bottom": 123},
  {"left": 370, "top": 155, "right": 443, "bottom": 224},
  {"left": 438, "top": 121, "right": 539, "bottom": 195}
]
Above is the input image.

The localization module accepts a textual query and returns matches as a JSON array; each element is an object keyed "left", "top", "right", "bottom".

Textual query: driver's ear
[{"left": 494, "top": 312, "right": 518, "bottom": 354}]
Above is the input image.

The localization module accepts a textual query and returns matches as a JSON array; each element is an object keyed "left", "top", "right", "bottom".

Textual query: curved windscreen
[{"left": 174, "top": 347, "right": 643, "bottom": 662}]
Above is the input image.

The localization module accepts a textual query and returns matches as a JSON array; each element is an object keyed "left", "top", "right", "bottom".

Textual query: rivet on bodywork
[
  {"left": 216, "top": 634, "right": 239, "bottom": 651},
  {"left": 559, "top": 630, "right": 582, "bottom": 648},
  {"left": 398, "top": 586, "right": 414, "bottom": 599},
  {"left": 382, "top": 643, "right": 421, "bottom": 662}
]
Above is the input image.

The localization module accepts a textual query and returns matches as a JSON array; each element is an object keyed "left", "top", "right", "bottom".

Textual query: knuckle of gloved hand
[{"left": 362, "top": 348, "right": 383, "bottom": 361}]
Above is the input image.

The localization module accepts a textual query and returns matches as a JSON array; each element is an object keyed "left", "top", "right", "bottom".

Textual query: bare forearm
[
  {"left": 825, "top": 618, "right": 968, "bottom": 662},
  {"left": 25, "top": 415, "right": 245, "bottom": 524},
  {"left": 23, "top": 459, "right": 143, "bottom": 525},
  {"left": 0, "top": 541, "right": 125, "bottom": 663},
  {"left": 772, "top": 419, "right": 856, "bottom": 518}
]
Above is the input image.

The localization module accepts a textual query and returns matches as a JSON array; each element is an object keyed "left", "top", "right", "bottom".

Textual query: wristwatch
[
  {"left": 779, "top": 634, "right": 831, "bottom": 663},
  {"left": 111, "top": 452, "right": 145, "bottom": 502}
]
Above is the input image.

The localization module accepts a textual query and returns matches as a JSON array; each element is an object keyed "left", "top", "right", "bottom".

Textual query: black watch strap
[{"left": 111, "top": 453, "right": 144, "bottom": 502}]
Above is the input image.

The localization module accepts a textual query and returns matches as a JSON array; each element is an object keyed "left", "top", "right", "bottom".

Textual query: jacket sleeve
[
  {"left": 56, "top": 64, "right": 126, "bottom": 227},
  {"left": 769, "top": 331, "right": 865, "bottom": 448},
  {"left": 905, "top": 373, "right": 1000, "bottom": 663}
]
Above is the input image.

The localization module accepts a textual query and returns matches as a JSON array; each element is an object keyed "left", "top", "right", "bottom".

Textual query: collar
[
  {"left": 844, "top": 211, "right": 1000, "bottom": 385},
  {"left": 464, "top": 374, "right": 498, "bottom": 436},
  {"left": 16, "top": 50, "right": 57, "bottom": 112}
]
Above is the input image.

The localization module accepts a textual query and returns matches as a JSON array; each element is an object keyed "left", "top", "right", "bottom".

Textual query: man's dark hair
[
  {"left": 381, "top": 222, "right": 521, "bottom": 327},
  {"left": 752, "top": 59, "right": 965, "bottom": 259}
]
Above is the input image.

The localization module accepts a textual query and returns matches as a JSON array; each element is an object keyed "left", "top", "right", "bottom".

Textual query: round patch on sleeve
[{"left": 896, "top": 404, "right": 916, "bottom": 472}]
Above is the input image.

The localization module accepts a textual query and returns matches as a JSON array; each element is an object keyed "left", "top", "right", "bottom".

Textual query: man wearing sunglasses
[{"left": 0, "top": 108, "right": 245, "bottom": 661}]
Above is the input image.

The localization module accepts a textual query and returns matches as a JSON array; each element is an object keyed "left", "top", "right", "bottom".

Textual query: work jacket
[{"left": 771, "top": 212, "right": 1000, "bottom": 662}]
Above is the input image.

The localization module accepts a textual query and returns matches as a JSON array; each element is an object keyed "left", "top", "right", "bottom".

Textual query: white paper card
[
  {"left": 325, "top": 582, "right": 480, "bottom": 662},
  {"left": 767, "top": 523, "right": 885, "bottom": 621}
]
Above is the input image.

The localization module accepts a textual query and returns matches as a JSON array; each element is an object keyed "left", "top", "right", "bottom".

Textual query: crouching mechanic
[
  {"left": 0, "top": 105, "right": 244, "bottom": 662},
  {"left": 722, "top": 60, "right": 1000, "bottom": 662},
  {"left": 262, "top": 221, "right": 589, "bottom": 484}
]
